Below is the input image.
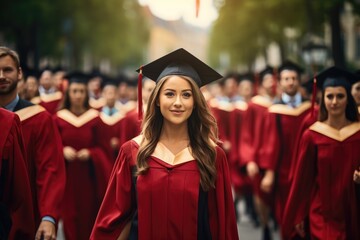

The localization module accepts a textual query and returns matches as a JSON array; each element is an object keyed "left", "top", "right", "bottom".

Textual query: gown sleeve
[
  {"left": 4, "top": 115, "right": 36, "bottom": 239},
  {"left": 90, "top": 141, "right": 137, "bottom": 240},
  {"left": 33, "top": 112, "right": 66, "bottom": 222},
  {"left": 282, "top": 129, "right": 317, "bottom": 239},
  {"left": 208, "top": 147, "right": 239, "bottom": 240}
]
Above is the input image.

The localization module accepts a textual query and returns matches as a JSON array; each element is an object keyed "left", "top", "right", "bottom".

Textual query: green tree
[
  {"left": 0, "top": 0, "right": 149, "bottom": 70},
  {"left": 209, "top": 0, "right": 359, "bottom": 69}
]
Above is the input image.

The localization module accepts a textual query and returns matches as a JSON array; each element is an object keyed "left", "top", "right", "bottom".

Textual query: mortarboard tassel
[
  {"left": 138, "top": 66, "right": 143, "bottom": 121},
  {"left": 196, "top": 0, "right": 200, "bottom": 17},
  {"left": 310, "top": 77, "right": 317, "bottom": 118}
]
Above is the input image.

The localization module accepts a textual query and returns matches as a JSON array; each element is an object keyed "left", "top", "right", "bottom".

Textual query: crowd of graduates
[{"left": 1, "top": 44, "right": 360, "bottom": 240}]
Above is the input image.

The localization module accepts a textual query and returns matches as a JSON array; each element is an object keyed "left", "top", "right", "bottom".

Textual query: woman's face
[
  {"left": 158, "top": 76, "right": 194, "bottom": 127},
  {"left": 324, "top": 86, "right": 348, "bottom": 118},
  {"left": 351, "top": 82, "right": 360, "bottom": 105},
  {"left": 68, "top": 82, "right": 87, "bottom": 107}
]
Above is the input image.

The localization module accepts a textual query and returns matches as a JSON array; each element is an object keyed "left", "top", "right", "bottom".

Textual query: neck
[
  {"left": 70, "top": 105, "right": 87, "bottom": 116},
  {"left": 325, "top": 114, "right": 350, "bottom": 130},
  {"left": 0, "top": 91, "right": 17, "bottom": 108},
  {"left": 160, "top": 122, "right": 189, "bottom": 143}
]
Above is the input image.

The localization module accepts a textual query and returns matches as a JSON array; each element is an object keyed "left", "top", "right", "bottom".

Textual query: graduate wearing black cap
[
  {"left": 54, "top": 71, "right": 112, "bottom": 240},
  {"left": 91, "top": 48, "right": 239, "bottom": 240},
  {"left": 259, "top": 60, "right": 312, "bottom": 233},
  {"left": 283, "top": 66, "right": 360, "bottom": 239}
]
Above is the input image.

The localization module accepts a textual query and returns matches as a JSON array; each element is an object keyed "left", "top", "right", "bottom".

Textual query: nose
[
  {"left": 0, "top": 70, "right": 4, "bottom": 79},
  {"left": 332, "top": 96, "right": 338, "bottom": 104},
  {"left": 173, "top": 95, "right": 182, "bottom": 107}
]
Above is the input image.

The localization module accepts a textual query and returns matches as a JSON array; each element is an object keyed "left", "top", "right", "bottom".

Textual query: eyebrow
[{"left": 163, "top": 88, "right": 192, "bottom": 92}]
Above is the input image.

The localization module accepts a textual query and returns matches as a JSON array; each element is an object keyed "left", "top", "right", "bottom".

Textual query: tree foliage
[
  {"left": 209, "top": 0, "right": 358, "bottom": 69},
  {"left": 0, "top": 0, "right": 149, "bottom": 69}
]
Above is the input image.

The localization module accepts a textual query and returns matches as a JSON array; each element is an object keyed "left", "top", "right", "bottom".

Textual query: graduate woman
[
  {"left": 282, "top": 66, "right": 360, "bottom": 239},
  {"left": 53, "top": 73, "right": 112, "bottom": 240},
  {"left": 90, "top": 48, "right": 239, "bottom": 240}
]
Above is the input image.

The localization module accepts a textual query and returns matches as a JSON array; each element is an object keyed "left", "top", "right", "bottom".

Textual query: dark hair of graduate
[
  {"left": 319, "top": 86, "right": 359, "bottom": 122},
  {"left": 136, "top": 75, "right": 219, "bottom": 191},
  {"left": 60, "top": 81, "right": 90, "bottom": 110}
]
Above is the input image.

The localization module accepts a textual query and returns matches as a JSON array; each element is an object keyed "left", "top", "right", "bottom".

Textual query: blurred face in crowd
[
  {"left": 324, "top": 86, "right": 348, "bottom": 118},
  {"left": 223, "top": 77, "right": 238, "bottom": 98},
  {"left": 351, "top": 82, "right": 360, "bottom": 105},
  {"left": 102, "top": 85, "right": 117, "bottom": 107},
  {"left": 54, "top": 71, "right": 65, "bottom": 90},
  {"left": 39, "top": 70, "right": 54, "bottom": 90},
  {"left": 88, "top": 77, "right": 102, "bottom": 95},
  {"left": 279, "top": 70, "right": 299, "bottom": 96},
  {"left": 118, "top": 82, "right": 129, "bottom": 100},
  {"left": 69, "top": 82, "right": 87, "bottom": 108},
  {"left": 142, "top": 79, "right": 156, "bottom": 104},
  {"left": 238, "top": 79, "right": 253, "bottom": 102},
  {"left": 25, "top": 76, "right": 39, "bottom": 99},
  {"left": 262, "top": 73, "right": 275, "bottom": 94},
  {"left": 0, "top": 55, "right": 22, "bottom": 96}
]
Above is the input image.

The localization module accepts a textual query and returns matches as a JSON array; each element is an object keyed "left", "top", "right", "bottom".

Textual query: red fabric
[
  {"left": 0, "top": 109, "right": 35, "bottom": 239},
  {"left": 283, "top": 127, "right": 360, "bottom": 239},
  {"left": 289, "top": 105, "right": 319, "bottom": 181},
  {"left": 54, "top": 112, "right": 112, "bottom": 240},
  {"left": 39, "top": 99, "right": 62, "bottom": 115},
  {"left": 119, "top": 109, "right": 142, "bottom": 147},
  {"left": 19, "top": 110, "right": 66, "bottom": 225},
  {"left": 98, "top": 117, "right": 123, "bottom": 164},
  {"left": 90, "top": 141, "right": 239, "bottom": 240},
  {"left": 229, "top": 106, "right": 252, "bottom": 195},
  {"left": 261, "top": 105, "right": 311, "bottom": 223},
  {"left": 240, "top": 99, "right": 274, "bottom": 204}
]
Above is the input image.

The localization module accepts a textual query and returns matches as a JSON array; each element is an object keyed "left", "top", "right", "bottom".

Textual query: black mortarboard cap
[
  {"left": 259, "top": 66, "right": 274, "bottom": 81},
  {"left": 101, "top": 75, "right": 119, "bottom": 89},
  {"left": 278, "top": 60, "right": 304, "bottom": 75},
  {"left": 24, "top": 68, "right": 41, "bottom": 81},
  {"left": 239, "top": 72, "right": 254, "bottom": 83},
  {"left": 136, "top": 48, "right": 222, "bottom": 87},
  {"left": 313, "top": 66, "right": 358, "bottom": 92},
  {"left": 64, "top": 71, "right": 89, "bottom": 85}
]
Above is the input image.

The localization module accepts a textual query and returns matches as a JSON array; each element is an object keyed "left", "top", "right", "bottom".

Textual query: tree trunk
[{"left": 330, "top": 2, "right": 346, "bottom": 68}]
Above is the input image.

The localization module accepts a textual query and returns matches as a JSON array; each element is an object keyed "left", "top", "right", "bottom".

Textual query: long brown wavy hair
[{"left": 136, "top": 75, "right": 219, "bottom": 191}]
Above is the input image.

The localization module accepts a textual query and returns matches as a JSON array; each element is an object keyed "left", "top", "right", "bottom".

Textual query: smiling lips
[{"left": 170, "top": 110, "right": 184, "bottom": 115}]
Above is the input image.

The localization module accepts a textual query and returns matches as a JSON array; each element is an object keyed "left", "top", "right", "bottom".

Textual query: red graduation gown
[
  {"left": 90, "top": 138, "right": 239, "bottom": 240},
  {"left": 283, "top": 122, "right": 360, "bottom": 239},
  {"left": 98, "top": 112, "right": 125, "bottom": 163},
  {"left": 262, "top": 101, "right": 311, "bottom": 222},
  {"left": 0, "top": 109, "right": 35, "bottom": 239},
  {"left": 118, "top": 109, "right": 142, "bottom": 147},
  {"left": 54, "top": 109, "right": 112, "bottom": 240},
  {"left": 240, "top": 95, "right": 274, "bottom": 203},
  {"left": 15, "top": 103, "right": 66, "bottom": 226},
  {"left": 230, "top": 101, "right": 252, "bottom": 195},
  {"left": 31, "top": 91, "right": 63, "bottom": 114}
]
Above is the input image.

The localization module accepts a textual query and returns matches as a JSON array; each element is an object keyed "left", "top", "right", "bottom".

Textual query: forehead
[
  {"left": 280, "top": 70, "right": 298, "bottom": 78},
  {"left": 161, "top": 75, "right": 193, "bottom": 90},
  {"left": 69, "top": 82, "right": 87, "bottom": 89},
  {"left": 0, "top": 55, "right": 18, "bottom": 67},
  {"left": 324, "top": 86, "right": 347, "bottom": 93}
]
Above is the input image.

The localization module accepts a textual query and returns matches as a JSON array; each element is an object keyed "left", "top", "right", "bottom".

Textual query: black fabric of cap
[{"left": 136, "top": 48, "right": 222, "bottom": 87}]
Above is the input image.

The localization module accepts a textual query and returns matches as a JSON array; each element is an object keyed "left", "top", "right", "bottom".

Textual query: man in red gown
[
  {"left": 261, "top": 61, "right": 311, "bottom": 229},
  {"left": 0, "top": 46, "right": 66, "bottom": 240},
  {"left": 0, "top": 108, "right": 35, "bottom": 239}
]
